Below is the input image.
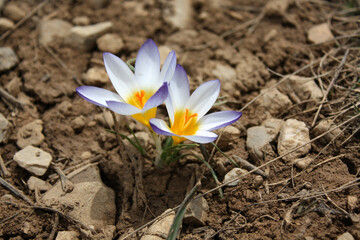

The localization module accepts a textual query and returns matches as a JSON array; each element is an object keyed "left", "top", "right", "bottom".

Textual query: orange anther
[
  {"left": 135, "top": 90, "right": 146, "bottom": 108},
  {"left": 184, "top": 108, "right": 198, "bottom": 124}
]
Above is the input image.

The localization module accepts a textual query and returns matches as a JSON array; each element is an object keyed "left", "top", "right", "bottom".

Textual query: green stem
[{"left": 151, "top": 131, "right": 163, "bottom": 167}]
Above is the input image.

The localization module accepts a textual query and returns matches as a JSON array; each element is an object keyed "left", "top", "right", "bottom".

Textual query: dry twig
[
  {"left": 0, "top": 87, "right": 24, "bottom": 109},
  {"left": 42, "top": 44, "right": 83, "bottom": 86},
  {"left": 0, "top": 154, "right": 11, "bottom": 177},
  {"left": 311, "top": 49, "right": 350, "bottom": 127},
  {"left": 0, "top": 177, "right": 34, "bottom": 205}
]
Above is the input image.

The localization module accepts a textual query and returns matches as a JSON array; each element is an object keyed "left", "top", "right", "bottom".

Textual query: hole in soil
[{"left": 341, "top": 158, "right": 357, "bottom": 175}]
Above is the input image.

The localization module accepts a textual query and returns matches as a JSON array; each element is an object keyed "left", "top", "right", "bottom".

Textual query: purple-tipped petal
[
  {"left": 76, "top": 86, "right": 123, "bottom": 108},
  {"left": 160, "top": 50, "right": 177, "bottom": 83},
  {"left": 183, "top": 131, "right": 218, "bottom": 144},
  {"left": 103, "top": 52, "right": 138, "bottom": 99},
  {"left": 198, "top": 111, "right": 242, "bottom": 131},
  {"left": 135, "top": 39, "right": 161, "bottom": 90},
  {"left": 106, "top": 100, "right": 142, "bottom": 115},
  {"left": 168, "top": 64, "right": 190, "bottom": 112},
  {"left": 185, "top": 79, "right": 220, "bottom": 119},
  {"left": 150, "top": 118, "right": 177, "bottom": 136},
  {"left": 142, "top": 83, "right": 168, "bottom": 112}
]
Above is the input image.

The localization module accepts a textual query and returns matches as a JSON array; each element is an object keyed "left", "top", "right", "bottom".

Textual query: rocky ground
[{"left": 0, "top": 0, "right": 359, "bottom": 239}]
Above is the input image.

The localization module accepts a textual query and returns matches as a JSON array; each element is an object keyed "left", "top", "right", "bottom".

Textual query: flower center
[
  {"left": 184, "top": 108, "right": 198, "bottom": 126},
  {"left": 134, "top": 90, "right": 146, "bottom": 108},
  {"left": 171, "top": 108, "right": 198, "bottom": 137}
]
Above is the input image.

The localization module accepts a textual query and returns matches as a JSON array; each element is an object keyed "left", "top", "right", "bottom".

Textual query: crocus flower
[
  {"left": 149, "top": 65, "right": 242, "bottom": 145},
  {"left": 76, "top": 39, "right": 177, "bottom": 129}
]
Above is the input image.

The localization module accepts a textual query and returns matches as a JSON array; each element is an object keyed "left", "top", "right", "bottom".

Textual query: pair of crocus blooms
[{"left": 76, "top": 39, "right": 242, "bottom": 145}]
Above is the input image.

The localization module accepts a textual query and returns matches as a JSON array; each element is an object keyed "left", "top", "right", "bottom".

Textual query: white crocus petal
[
  {"left": 103, "top": 52, "right": 138, "bottom": 99},
  {"left": 168, "top": 65, "right": 190, "bottom": 112},
  {"left": 183, "top": 130, "right": 218, "bottom": 144},
  {"left": 198, "top": 111, "right": 243, "bottom": 131},
  {"left": 185, "top": 79, "right": 220, "bottom": 119},
  {"left": 76, "top": 86, "right": 123, "bottom": 108},
  {"left": 150, "top": 118, "right": 177, "bottom": 137},
  {"left": 160, "top": 50, "right": 176, "bottom": 83},
  {"left": 135, "top": 39, "right": 161, "bottom": 90},
  {"left": 165, "top": 96, "right": 175, "bottom": 126},
  {"left": 106, "top": 100, "right": 142, "bottom": 115}
]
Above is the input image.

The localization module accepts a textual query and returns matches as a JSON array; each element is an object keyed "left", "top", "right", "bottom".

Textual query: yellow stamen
[
  {"left": 134, "top": 90, "right": 146, "bottom": 108},
  {"left": 127, "top": 89, "right": 156, "bottom": 130},
  {"left": 170, "top": 108, "right": 199, "bottom": 145},
  {"left": 185, "top": 108, "right": 198, "bottom": 125}
]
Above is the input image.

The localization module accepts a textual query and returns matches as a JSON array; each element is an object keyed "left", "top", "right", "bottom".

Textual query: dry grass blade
[
  {"left": 167, "top": 181, "right": 200, "bottom": 240},
  {"left": 311, "top": 49, "right": 350, "bottom": 127},
  {"left": 0, "top": 87, "right": 24, "bottom": 109}
]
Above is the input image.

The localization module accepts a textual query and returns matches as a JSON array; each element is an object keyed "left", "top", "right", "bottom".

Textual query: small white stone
[
  {"left": 14, "top": 146, "right": 52, "bottom": 176},
  {"left": 3, "top": 3, "right": 26, "bottom": 22},
  {"left": 38, "top": 19, "right": 72, "bottom": 46},
  {"left": 56, "top": 231, "right": 80, "bottom": 240},
  {"left": 223, "top": 168, "right": 248, "bottom": 186},
  {"left": 253, "top": 175, "right": 264, "bottom": 188},
  {"left": 42, "top": 165, "right": 116, "bottom": 230},
  {"left": 293, "top": 156, "right": 312, "bottom": 169},
  {"left": 65, "top": 21, "right": 113, "bottom": 51},
  {"left": 247, "top": 123, "right": 278, "bottom": 164},
  {"left": 261, "top": 118, "right": 284, "bottom": 136},
  {"left": 337, "top": 232, "right": 355, "bottom": 240},
  {"left": 5, "top": 76, "right": 21, "bottom": 97},
  {"left": 163, "top": 0, "right": 192, "bottom": 28},
  {"left": 264, "top": 0, "right": 289, "bottom": 17},
  {"left": 312, "top": 119, "right": 342, "bottom": 144},
  {"left": 83, "top": 67, "right": 109, "bottom": 86},
  {"left": 0, "top": 47, "right": 19, "bottom": 72},
  {"left": 278, "top": 119, "right": 311, "bottom": 163},
  {"left": 255, "top": 87, "right": 292, "bottom": 117},
  {"left": 71, "top": 116, "right": 86, "bottom": 132},
  {"left": 1, "top": 194, "right": 15, "bottom": 201},
  {"left": 27, "top": 176, "right": 52, "bottom": 191},
  {"left": 123, "top": 1, "right": 148, "bottom": 16},
  {"left": 96, "top": 33, "right": 124, "bottom": 54},
  {"left": 308, "top": 23, "right": 334, "bottom": 44},
  {"left": 278, "top": 75, "right": 323, "bottom": 103},
  {"left": 72, "top": 16, "right": 90, "bottom": 26},
  {"left": 347, "top": 196, "right": 358, "bottom": 212},
  {"left": 0, "top": 18, "right": 14, "bottom": 32},
  {"left": 80, "top": 151, "right": 93, "bottom": 160},
  {"left": 0, "top": 113, "right": 11, "bottom": 143},
  {"left": 184, "top": 196, "right": 209, "bottom": 226},
  {"left": 215, "top": 125, "right": 240, "bottom": 150},
  {"left": 263, "top": 29, "right": 278, "bottom": 43},
  {"left": 141, "top": 209, "right": 175, "bottom": 240}
]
